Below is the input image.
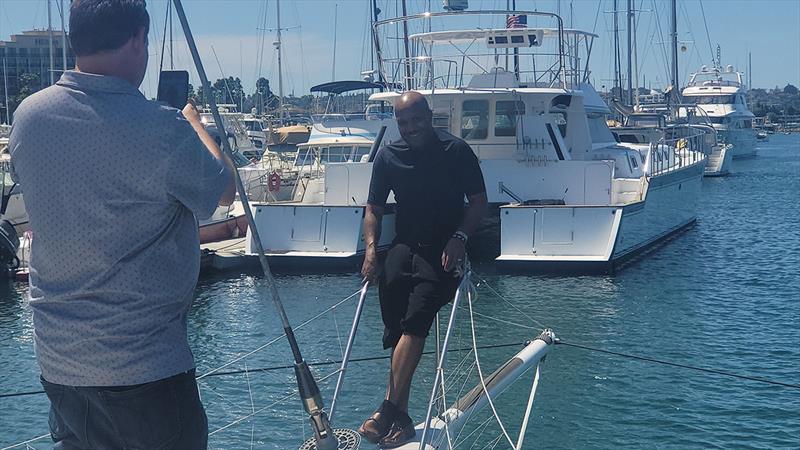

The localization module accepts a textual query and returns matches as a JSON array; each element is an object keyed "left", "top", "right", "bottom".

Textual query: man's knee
[{"left": 400, "top": 332, "right": 426, "bottom": 345}]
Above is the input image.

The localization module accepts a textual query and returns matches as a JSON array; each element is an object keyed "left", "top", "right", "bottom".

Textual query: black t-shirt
[{"left": 367, "top": 129, "right": 486, "bottom": 248}]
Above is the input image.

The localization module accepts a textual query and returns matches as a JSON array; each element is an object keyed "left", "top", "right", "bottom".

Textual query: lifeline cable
[
  {"left": 0, "top": 342, "right": 528, "bottom": 400},
  {"left": 557, "top": 341, "right": 800, "bottom": 389}
]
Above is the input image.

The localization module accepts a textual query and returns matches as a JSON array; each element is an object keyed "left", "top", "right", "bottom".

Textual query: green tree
[
  {"left": 784, "top": 84, "right": 798, "bottom": 95},
  {"left": 10, "top": 72, "right": 42, "bottom": 113},
  {"left": 255, "top": 77, "right": 275, "bottom": 114}
]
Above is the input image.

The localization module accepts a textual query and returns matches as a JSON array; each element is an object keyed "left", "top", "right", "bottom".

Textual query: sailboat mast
[
  {"left": 612, "top": 0, "right": 620, "bottom": 100},
  {"left": 670, "top": 0, "right": 679, "bottom": 103},
  {"left": 276, "top": 0, "right": 285, "bottom": 120},
  {"left": 3, "top": 58, "right": 10, "bottom": 124},
  {"left": 626, "top": 0, "right": 633, "bottom": 105},
  {"left": 169, "top": 0, "right": 174, "bottom": 70},
  {"left": 370, "top": 0, "right": 384, "bottom": 85},
  {"left": 332, "top": 3, "right": 337, "bottom": 81},
  {"left": 633, "top": 0, "right": 639, "bottom": 107},
  {"left": 60, "top": 0, "right": 66, "bottom": 72},
  {"left": 401, "top": 0, "right": 412, "bottom": 88},
  {"left": 48, "top": 0, "right": 54, "bottom": 85}
]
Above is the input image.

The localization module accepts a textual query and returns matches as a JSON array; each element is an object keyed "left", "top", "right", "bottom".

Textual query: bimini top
[{"left": 310, "top": 80, "right": 401, "bottom": 95}]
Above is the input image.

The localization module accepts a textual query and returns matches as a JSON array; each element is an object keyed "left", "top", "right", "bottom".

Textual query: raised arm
[{"left": 182, "top": 103, "right": 237, "bottom": 206}]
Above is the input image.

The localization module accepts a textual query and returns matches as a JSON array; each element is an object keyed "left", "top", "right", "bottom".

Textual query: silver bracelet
[{"left": 453, "top": 231, "right": 468, "bottom": 243}]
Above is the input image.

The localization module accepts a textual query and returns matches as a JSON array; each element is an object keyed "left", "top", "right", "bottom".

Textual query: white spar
[{"left": 392, "top": 330, "right": 556, "bottom": 450}]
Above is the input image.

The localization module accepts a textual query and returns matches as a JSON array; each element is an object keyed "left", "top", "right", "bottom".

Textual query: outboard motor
[{"left": 0, "top": 220, "right": 19, "bottom": 275}]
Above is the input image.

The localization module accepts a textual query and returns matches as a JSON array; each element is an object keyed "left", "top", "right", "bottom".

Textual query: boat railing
[
  {"left": 648, "top": 128, "right": 708, "bottom": 177},
  {"left": 373, "top": 10, "right": 597, "bottom": 91}
]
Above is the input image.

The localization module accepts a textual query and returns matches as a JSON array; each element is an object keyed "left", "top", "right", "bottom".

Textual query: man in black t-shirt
[{"left": 359, "top": 92, "right": 487, "bottom": 447}]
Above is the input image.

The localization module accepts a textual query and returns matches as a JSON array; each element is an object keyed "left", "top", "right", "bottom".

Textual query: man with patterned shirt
[{"left": 9, "top": 1, "right": 235, "bottom": 448}]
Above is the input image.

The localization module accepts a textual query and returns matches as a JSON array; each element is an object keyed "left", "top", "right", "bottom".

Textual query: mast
[
  {"left": 276, "top": 0, "right": 285, "bottom": 120},
  {"left": 47, "top": 0, "right": 54, "bottom": 85},
  {"left": 633, "top": 0, "right": 640, "bottom": 107},
  {"left": 513, "top": 0, "right": 519, "bottom": 79},
  {"left": 332, "top": 3, "right": 337, "bottom": 81},
  {"left": 670, "top": 0, "right": 679, "bottom": 103},
  {"left": 3, "top": 58, "right": 10, "bottom": 124},
  {"left": 612, "top": 0, "right": 621, "bottom": 101},
  {"left": 400, "top": 0, "right": 412, "bottom": 89},
  {"left": 370, "top": 0, "right": 384, "bottom": 85},
  {"left": 626, "top": 0, "right": 633, "bottom": 105},
  {"left": 59, "top": 0, "right": 66, "bottom": 72},
  {"left": 169, "top": 0, "right": 174, "bottom": 69},
  {"left": 748, "top": 52, "right": 752, "bottom": 89}
]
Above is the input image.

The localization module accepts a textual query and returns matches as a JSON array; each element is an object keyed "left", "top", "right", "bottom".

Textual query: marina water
[{"left": 1, "top": 135, "right": 798, "bottom": 448}]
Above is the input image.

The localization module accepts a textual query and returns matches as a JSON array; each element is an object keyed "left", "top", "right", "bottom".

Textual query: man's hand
[
  {"left": 441, "top": 238, "right": 466, "bottom": 273},
  {"left": 361, "top": 248, "right": 381, "bottom": 283},
  {"left": 182, "top": 101, "right": 202, "bottom": 126}
]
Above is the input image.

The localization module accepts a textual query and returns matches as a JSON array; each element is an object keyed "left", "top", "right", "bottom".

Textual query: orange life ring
[{"left": 268, "top": 172, "right": 281, "bottom": 192}]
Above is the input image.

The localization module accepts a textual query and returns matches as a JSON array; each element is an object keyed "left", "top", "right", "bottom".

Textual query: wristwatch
[{"left": 452, "top": 231, "right": 468, "bottom": 244}]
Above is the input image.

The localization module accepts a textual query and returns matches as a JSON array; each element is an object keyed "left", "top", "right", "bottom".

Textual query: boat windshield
[
  {"left": 294, "top": 144, "right": 372, "bottom": 166},
  {"left": 685, "top": 95, "right": 734, "bottom": 105},
  {"left": 587, "top": 113, "right": 616, "bottom": 144},
  {"left": 244, "top": 121, "right": 263, "bottom": 132}
]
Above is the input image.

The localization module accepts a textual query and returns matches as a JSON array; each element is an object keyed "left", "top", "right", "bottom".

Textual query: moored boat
[{"left": 680, "top": 65, "right": 757, "bottom": 159}]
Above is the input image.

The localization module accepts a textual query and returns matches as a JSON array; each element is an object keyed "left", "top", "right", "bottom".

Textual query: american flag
[{"left": 506, "top": 14, "right": 527, "bottom": 28}]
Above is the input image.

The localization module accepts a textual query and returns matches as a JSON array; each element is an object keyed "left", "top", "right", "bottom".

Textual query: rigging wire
[
  {"left": 698, "top": 0, "right": 716, "bottom": 67},
  {"left": 557, "top": 341, "right": 800, "bottom": 389},
  {"left": 0, "top": 342, "right": 528, "bottom": 400}
]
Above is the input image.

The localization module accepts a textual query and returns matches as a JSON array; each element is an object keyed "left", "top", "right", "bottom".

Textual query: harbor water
[{"left": 1, "top": 135, "right": 798, "bottom": 449}]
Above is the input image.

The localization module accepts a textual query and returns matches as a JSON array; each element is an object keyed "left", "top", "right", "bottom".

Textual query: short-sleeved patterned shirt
[{"left": 9, "top": 71, "right": 230, "bottom": 386}]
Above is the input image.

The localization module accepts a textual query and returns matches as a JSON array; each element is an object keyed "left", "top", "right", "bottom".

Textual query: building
[{"left": 0, "top": 30, "right": 76, "bottom": 122}]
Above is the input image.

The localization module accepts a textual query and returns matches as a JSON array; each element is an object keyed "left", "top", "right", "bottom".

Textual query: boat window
[
  {"left": 294, "top": 148, "right": 315, "bottom": 166},
  {"left": 686, "top": 95, "right": 734, "bottom": 105},
  {"left": 742, "top": 119, "right": 752, "bottom": 129},
  {"left": 352, "top": 145, "right": 371, "bottom": 162},
  {"left": 629, "top": 154, "right": 639, "bottom": 169},
  {"left": 322, "top": 146, "right": 349, "bottom": 163},
  {"left": 494, "top": 100, "right": 525, "bottom": 137},
  {"left": 586, "top": 113, "right": 615, "bottom": 143},
  {"left": 553, "top": 112, "right": 568, "bottom": 138},
  {"left": 461, "top": 100, "right": 489, "bottom": 140},
  {"left": 244, "top": 121, "right": 263, "bottom": 132},
  {"left": 432, "top": 112, "right": 451, "bottom": 132}
]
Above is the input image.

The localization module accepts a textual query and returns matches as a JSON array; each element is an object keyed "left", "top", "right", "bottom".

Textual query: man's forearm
[
  {"left": 189, "top": 120, "right": 237, "bottom": 206},
  {"left": 458, "top": 194, "right": 488, "bottom": 237},
  {"left": 364, "top": 205, "right": 384, "bottom": 252}
]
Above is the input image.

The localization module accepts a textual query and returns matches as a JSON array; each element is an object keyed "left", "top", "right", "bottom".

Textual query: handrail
[{"left": 373, "top": 10, "right": 567, "bottom": 91}]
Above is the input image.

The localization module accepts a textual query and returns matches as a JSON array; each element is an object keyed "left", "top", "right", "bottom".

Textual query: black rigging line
[
  {"left": 3, "top": 340, "right": 799, "bottom": 400},
  {"left": 0, "top": 342, "right": 526, "bottom": 400},
  {"left": 557, "top": 341, "right": 800, "bottom": 389}
]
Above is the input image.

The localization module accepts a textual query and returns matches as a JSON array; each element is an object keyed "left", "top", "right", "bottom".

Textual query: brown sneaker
[
  {"left": 378, "top": 411, "right": 415, "bottom": 449},
  {"left": 358, "top": 400, "right": 398, "bottom": 444}
]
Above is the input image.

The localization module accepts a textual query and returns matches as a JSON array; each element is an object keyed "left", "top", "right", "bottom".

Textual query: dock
[{"left": 200, "top": 238, "right": 258, "bottom": 272}]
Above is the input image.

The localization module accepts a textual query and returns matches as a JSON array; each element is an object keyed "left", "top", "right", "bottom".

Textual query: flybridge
[
  {"left": 372, "top": 10, "right": 598, "bottom": 91},
  {"left": 409, "top": 28, "right": 545, "bottom": 48}
]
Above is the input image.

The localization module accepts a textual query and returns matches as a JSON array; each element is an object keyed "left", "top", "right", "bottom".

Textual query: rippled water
[{"left": 1, "top": 135, "right": 798, "bottom": 449}]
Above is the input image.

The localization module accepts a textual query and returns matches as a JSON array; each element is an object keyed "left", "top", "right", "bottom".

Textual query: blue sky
[{"left": 1, "top": 0, "right": 798, "bottom": 98}]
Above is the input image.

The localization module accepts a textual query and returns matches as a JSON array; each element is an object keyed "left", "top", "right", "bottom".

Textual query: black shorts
[{"left": 378, "top": 243, "right": 461, "bottom": 349}]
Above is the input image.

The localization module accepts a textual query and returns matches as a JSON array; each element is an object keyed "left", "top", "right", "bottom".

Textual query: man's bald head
[
  {"left": 395, "top": 91, "right": 431, "bottom": 115},
  {"left": 394, "top": 91, "right": 435, "bottom": 149}
]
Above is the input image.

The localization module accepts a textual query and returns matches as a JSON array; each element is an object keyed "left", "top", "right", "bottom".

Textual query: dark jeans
[{"left": 40, "top": 370, "right": 208, "bottom": 450}]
